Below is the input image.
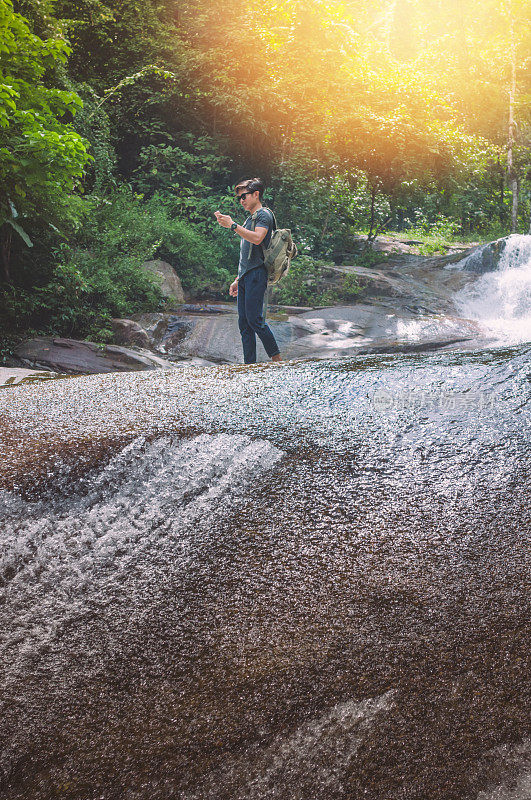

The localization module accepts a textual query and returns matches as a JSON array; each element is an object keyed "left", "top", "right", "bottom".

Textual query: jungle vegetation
[{"left": 1, "top": 0, "right": 530, "bottom": 347}]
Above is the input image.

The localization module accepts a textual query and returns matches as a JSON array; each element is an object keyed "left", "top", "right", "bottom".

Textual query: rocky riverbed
[
  {"left": 3, "top": 236, "right": 494, "bottom": 385},
  {"left": 1, "top": 235, "right": 530, "bottom": 799}
]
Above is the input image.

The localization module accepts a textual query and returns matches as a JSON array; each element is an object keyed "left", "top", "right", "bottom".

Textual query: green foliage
[
  {"left": 0, "top": 245, "right": 163, "bottom": 339},
  {"left": 132, "top": 135, "right": 240, "bottom": 271},
  {"left": 400, "top": 214, "right": 462, "bottom": 254},
  {"left": 71, "top": 188, "right": 231, "bottom": 311},
  {"left": 272, "top": 254, "right": 361, "bottom": 307},
  {"left": 270, "top": 154, "right": 337, "bottom": 255},
  {"left": 271, "top": 255, "right": 323, "bottom": 307},
  {"left": 134, "top": 134, "right": 228, "bottom": 198},
  {"left": 351, "top": 250, "right": 390, "bottom": 268},
  {"left": 0, "top": 0, "right": 91, "bottom": 277},
  {"left": 3, "top": 0, "right": 531, "bottom": 356},
  {"left": 52, "top": 0, "right": 181, "bottom": 89},
  {"left": 337, "top": 272, "right": 363, "bottom": 301},
  {"left": 0, "top": 329, "right": 24, "bottom": 363},
  {"left": 68, "top": 188, "right": 231, "bottom": 291},
  {"left": 0, "top": 188, "right": 233, "bottom": 343},
  {"left": 69, "top": 84, "right": 117, "bottom": 192}
]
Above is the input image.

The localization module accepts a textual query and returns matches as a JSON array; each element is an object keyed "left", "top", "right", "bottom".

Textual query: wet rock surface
[
  {"left": 1, "top": 236, "right": 530, "bottom": 798},
  {"left": 9, "top": 336, "right": 180, "bottom": 374},
  {"left": 110, "top": 318, "right": 151, "bottom": 348},
  {"left": 3, "top": 241, "right": 495, "bottom": 380},
  {"left": 123, "top": 242, "right": 489, "bottom": 364},
  {"left": 457, "top": 237, "right": 512, "bottom": 275},
  {"left": 0, "top": 367, "right": 61, "bottom": 387},
  {"left": 0, "top": 346, "right": 529, "bottom": 799}
]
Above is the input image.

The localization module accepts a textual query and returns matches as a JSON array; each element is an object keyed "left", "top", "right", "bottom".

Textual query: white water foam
[
  {"left": 477, "top": 740, "right": 531, "bottom": 800},
  {"left": 455, "top": 235, "right": 531, "bottom": 345},
  {"left": 0, "top": 433, "right": 283, "bottom": 691},
  {"left": 394, "top": 314, "right": 479, "bottom": 343},
  {"left": 186, "top": 692, "right": 394, "bottom": 799}
]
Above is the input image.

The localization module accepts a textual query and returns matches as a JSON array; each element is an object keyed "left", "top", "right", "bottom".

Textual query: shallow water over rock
[{"left": 0, "top": 343, "right": 529, "bottom": 799}]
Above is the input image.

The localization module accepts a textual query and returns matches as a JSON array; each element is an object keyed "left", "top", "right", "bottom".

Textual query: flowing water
[
  {"left": 0, "top": 242, "right": 530, "bottom": 800},
  {"left": 455, "top": 235, "right": 531, "bottom": 345}
]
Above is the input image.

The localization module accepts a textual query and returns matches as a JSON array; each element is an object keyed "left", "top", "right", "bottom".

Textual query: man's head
[{"left": 235, "top": 177, "right": 264, "bottom": 213}]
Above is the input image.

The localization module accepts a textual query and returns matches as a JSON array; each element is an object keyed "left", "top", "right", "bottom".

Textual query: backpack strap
[
  {"left": 262, "top": 206, "right": 277, "bottom": 231},
  {"left": 249, "top": 207, "right": 276, "bottom": 260}
]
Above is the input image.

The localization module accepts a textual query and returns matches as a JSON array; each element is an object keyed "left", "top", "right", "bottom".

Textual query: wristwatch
[{"left": 230, "top": 221, "right": 238, "bottom": 232}]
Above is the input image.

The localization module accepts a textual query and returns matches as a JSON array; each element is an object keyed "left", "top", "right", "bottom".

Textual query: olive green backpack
[{"left": 249, "top": 207, "right": 298, "bottom": 284}]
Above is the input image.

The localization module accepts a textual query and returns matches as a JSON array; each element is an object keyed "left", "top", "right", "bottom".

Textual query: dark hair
[{"left": 234, "top": 177, "right": 265, "bottom": 200}]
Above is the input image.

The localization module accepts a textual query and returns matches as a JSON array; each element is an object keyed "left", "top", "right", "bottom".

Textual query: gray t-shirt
[{"left": 237, "top": 207, "right": 274, "bottom": 279}]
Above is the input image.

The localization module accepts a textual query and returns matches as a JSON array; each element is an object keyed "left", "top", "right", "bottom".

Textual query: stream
[{"left": 0, "top": 237, "right": 530, "bottom": 800}]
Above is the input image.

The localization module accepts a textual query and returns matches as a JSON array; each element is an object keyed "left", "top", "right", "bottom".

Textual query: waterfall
[{"left": 454, "top": 234, "right": 531, "bottom": 344}]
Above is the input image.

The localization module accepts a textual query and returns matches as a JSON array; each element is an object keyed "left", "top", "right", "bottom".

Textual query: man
[{"left": 214, "top": 178, "right": 282, "bottom": 364}]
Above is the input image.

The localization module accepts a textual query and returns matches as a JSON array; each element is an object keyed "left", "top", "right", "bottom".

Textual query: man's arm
[
  {"left": 214, "top": 211, "right": 268, "bottom": 245},
  {"left": 236, "top": 224, "right": 268, "bottom": 245}
]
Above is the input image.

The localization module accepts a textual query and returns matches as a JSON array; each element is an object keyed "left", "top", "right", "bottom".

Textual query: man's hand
[
  {"left": 229, "top": 279, "right": 238, "bottom": 297},
  {"left": 214, "top": 210, "right": 233, "bottom": 229}
]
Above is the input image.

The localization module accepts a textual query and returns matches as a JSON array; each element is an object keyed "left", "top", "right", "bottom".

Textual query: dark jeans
[{"left": 237, "top": 266, "right": 280, "bottom": 364}]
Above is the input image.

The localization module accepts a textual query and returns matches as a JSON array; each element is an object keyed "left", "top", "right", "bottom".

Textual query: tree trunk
[
  {"left": 365, "top": 184, "right": 377, "bottom": 250},
  {"left": 497, "top": 152, "right": 505, "bottom": 223},
  {"left": 320, "top": 202, "right": 331, "bottom": 242},
  {"left": 507, "top": 10, "right": 519, "bottom": 233},
  {"left": 511, "top": 177, "right": 519, "bottom": 233},
  {"left": 1, "top": 225, "right": 12, "bottom": 282}
]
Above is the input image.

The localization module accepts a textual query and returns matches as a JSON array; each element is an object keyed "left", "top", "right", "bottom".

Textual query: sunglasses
[{"left": 236, "top": 191, "right": 253, "bottom": 201}]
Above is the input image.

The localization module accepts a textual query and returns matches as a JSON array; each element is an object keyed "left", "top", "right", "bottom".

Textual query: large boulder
[
  {"left": 463, "top": 234, "right": 531, "bottom": 275},
  {"left": 158, "top": 315, "right": 243, "bottom": 363},
  {"left": 454, "top": 237, "right": 508, "bottom": 275},
  {"left": 110, "top": 319, "right": 151, "bottom": 348},
  {"left": 12, "top": 337, "right": 180, "bottom": 374},
  {"left": 141, "top": 260, "right": 185, "bottom": 303},
  {"left": 130, "top": 312, "right": 185, "bottom": 351},
  {"left": 282, "top": 305, "right": 478, "bottom": 359},
  {"left": 134, "top": 310, "right": 273, "bottom": 363},
  {"left": 128, "top": 295, "right": 480, "bottom": 364},
  {"left": 131, "top": 310, "right": 233, "bottom": 358},
  {"left": 453, "top": 236, "right": 531, "bottom": 275}
]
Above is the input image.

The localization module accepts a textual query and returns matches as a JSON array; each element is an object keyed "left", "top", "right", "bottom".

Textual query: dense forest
[{"left": 1, "top": 0, "right": 530, "bottom": 351}]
